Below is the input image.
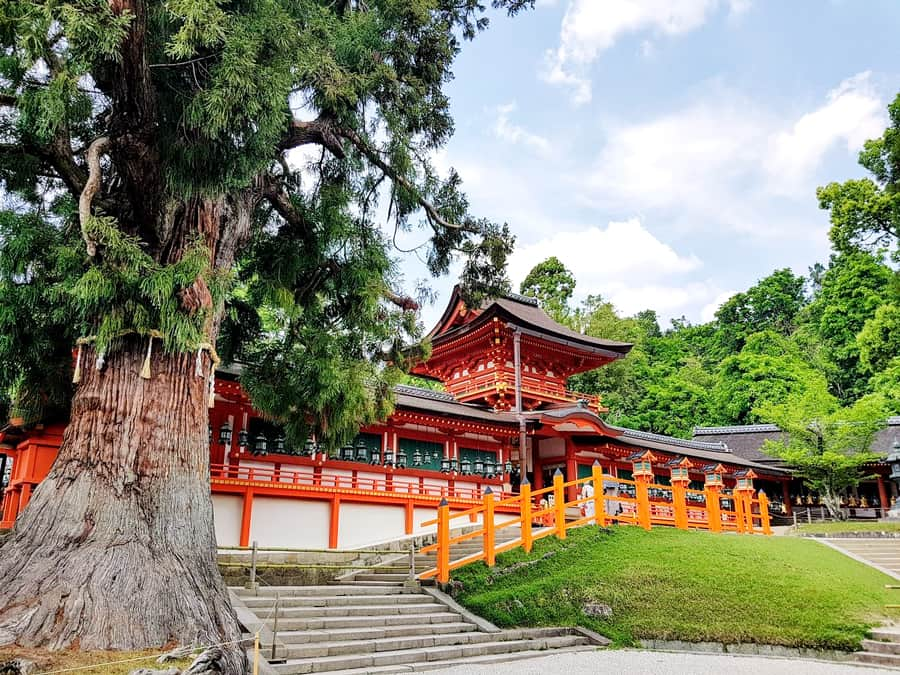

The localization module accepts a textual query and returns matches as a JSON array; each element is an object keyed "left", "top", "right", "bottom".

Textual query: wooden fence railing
[{"left": 419, "top": 464, "right": 772, "bottom": 583}]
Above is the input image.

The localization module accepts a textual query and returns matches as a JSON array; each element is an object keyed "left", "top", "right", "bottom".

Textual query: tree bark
[{"left": 0, "top": 341, "right": 246, "bottom": 671}]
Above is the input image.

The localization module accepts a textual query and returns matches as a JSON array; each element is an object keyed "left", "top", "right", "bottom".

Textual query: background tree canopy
[{"left": 517, "top": 94, "right": 900, "bottom": 438}]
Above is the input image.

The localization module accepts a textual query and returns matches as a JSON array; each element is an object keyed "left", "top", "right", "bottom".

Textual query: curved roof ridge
[
  {"left": 693, "top": 424, "right": 782, "bottom": 435},
  {"left": 392, "top": 383, "right": 457, "bottom": 403},
  {"left": 609, "top": 425, "right": 730, "bottom": 451}
]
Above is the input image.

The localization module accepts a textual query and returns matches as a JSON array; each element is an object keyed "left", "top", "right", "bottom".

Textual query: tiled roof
[
  {"left": 613, "top": 426, "right": 729, "bottom": 452},
  {"left": 393, "top": 384, "right": 457, "bottom": 403},
  {"left": 693, "top": 424, "right": 780, "bottom": 435},
  {"left": 693, "top": 418, "right": 900, "bottom": 462}
]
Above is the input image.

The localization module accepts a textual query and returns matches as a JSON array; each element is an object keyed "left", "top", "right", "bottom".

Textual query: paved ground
[
  {"left": 428, "top": 649, "right": 895, "bottom": 674},
  {"left": 819, "top": 538, "right": 900, "bottom": 579}
]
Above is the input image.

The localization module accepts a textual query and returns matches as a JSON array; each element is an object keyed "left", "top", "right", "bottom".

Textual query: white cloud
[
  {"left": 507, "top": 218, "right": 716, "bottom": 318},
  {"left": 493, "top": 102, "right": 552, "bottom": 156},
  {"left": 582, "top": 73, "right": 885, "bottom": 237},
  {"left": 543, "top": 0, "right": 744, "bottom": 104},
  {"left": 766, "top": 72, "right": 884, "bottom": 193}
]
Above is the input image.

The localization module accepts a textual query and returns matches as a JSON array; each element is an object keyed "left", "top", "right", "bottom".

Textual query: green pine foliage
[{"left": 0, "top": 0, "right": 532, "bottom": 444}]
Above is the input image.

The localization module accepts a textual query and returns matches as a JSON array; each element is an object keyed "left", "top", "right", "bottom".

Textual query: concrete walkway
[
  {"left": 818, "top": 538, "right": 900, "bottom": 580},
  {"left": 428, "top": 649, "right": 895, "bottom": 674}
]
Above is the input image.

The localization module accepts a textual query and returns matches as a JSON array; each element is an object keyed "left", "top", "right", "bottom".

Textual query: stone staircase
[
  {"left": 858, "top": 626, "right": 900, "bottom": 668},
  {"left": 339, "top": 522, "right": 538, "bottom": 585},
  {"left": 234, "top": 583, "right": 599, "bottom": 674},
  {"left": 822, "top": 538, "right": 900, "bottom": 577}
]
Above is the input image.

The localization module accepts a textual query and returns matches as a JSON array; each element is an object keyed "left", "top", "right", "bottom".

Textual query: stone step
[
  {"left": 869, "top": 628, "right": 900, "bottom": 642},
  {"left": 352, "top": 573, "right": 411, "bottom": 582},
  {"left": 273, "top": 622, "right": 478, "bottom": 645},
  {"left": 862, "top": 639, "right": 900, "bottom": 655},
  {"left": 232, "top": 585, "right": 415, "bottom": 597},
  {"left": 243, "top": 594, "right": 432, "bottom": 609},
  {"left": 270, "top": 627, "right": 576, "bottom": 660},
  {"left": 271, "top": 635, "right": 590, "bottom": 674},
  {"left": 857, "top": 651, "right": 900, "bottom": 667},
  {"left": 264, "top": 611, "right": 462, "bottom": 632},
  {"left": 273, "top": 602, "right": 448, "bottom": 619},
  {"left": 293, "top": 645, "right": 598, "bottom": 675},
  {"left": 339, "top": 580, "right": 406, "bottom": 587}
]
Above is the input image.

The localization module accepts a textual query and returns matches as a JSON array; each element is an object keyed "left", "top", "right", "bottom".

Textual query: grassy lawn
[
  {"left": 793, "top": 521, "right": 900, "bottom": 535},
  {"left": 0, "top": 647, "right": 195, "bottom": 674},
  {"left": 452, "top": 526, "right": 895, "bottom": 651}
]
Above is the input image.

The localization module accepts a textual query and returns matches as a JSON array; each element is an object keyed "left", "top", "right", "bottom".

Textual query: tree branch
[
  {"left": 383, "top": 288, "right": 419, "bottom": 312},
  {"left": 0, "top": 93, "right": 16, "bottom": 107},
  {"left": 260, "top": 178, "right": 317, "bottom": 249},
  {"left": 278, "top": 117, "right": 346, "bottom": 159},
  {"left": 79, "top": 136, "right": 111, "bottom": 257},
  {"left": 336, "top": 127, "right": 468, "bottom": 232}
]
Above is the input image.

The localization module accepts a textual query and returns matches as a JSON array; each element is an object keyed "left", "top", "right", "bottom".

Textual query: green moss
[{"left": 452, "top": 526, "right": 894, "bottom": 651}]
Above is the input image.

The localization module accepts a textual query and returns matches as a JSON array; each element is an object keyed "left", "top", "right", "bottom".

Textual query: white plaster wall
[
  {"left": 321, "top": 468, "right": 353, "bottom": 488},
  {"left": 237, "top": 460, "right": 277, "bottom": 481},
  {"left": 356, "top": 471, "right": 388, "bottom": 490},
  {"left": 413, "top": 506, "right": 439, "bottom": 534},
  {"left": 339, "top": 503, "right": 405, "bottom": 548},
  {"left": 538, "top": 437, "right": 565, "bottom": 459},
  {"left": 249, "top": 497, "right": 331, "bottom": 548},
  {"left": 212, "top": 494, "right": 243, "bottom": 547}
]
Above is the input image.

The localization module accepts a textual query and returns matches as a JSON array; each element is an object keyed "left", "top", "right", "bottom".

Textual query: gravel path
[{"left": 428, "top": 649, "right": 893, "bottom": 674}]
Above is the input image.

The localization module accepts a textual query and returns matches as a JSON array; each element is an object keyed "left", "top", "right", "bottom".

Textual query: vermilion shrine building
[{"left": 1, "top": 289, "right": 796, "bottom": 547}]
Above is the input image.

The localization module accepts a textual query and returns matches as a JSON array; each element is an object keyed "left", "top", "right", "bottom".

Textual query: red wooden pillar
[
  {"left": 565, "top": 439, "right": 578, "bottom": 502},
  {"left": 239, "top": 488, "right": 253, "bottom": 547},
  {"left": 782, "top": 480, "right": 792, "bottom": 516},
  {"left": 329, "top": 496, "right": 341, "bottom": 548},
  {"left": 878, "top": 476, "right": 890, "bottom": 514},
  {"left": 404, "top": 501, "right": 414, "bottom": 535}
]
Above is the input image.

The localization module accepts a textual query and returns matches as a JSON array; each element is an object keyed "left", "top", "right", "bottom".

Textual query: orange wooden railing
[
  {"left": 210, "top": 463, "right": 499, "bottom": 501},
  {"left": 419, "top": 465, "right": 772, "bottom": 583}
]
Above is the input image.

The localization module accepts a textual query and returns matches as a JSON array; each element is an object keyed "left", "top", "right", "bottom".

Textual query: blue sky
[{"left": 394, "top": 0, "right": 900, "bottom": 331}]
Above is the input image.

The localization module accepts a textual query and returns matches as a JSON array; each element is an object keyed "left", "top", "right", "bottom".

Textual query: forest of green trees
[{"left": 518, "top": 96, "right": 900, "bottom": 440}]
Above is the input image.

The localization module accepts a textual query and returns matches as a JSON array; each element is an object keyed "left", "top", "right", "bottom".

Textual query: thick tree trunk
[{"left": 0, "top": 340, "right": 246, "bottom": 672}]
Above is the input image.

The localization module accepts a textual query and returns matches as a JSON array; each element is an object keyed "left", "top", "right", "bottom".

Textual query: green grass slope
[{"left": 452, "top": 526, "right": 894, "bottom": 651}]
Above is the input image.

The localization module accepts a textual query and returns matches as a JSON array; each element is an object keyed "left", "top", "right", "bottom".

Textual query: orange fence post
[
  {"left": 437, "top": 498, "right": 450, "bottom": 584},
  {"left": 520, "top": 480, "right": 533, "bottom": 553},
  {"left": 635, "top": 478, "right": 651, "bottom": 531},
  {"left": 592, "top": 461, "right": 605, "bottom": 526},
  {"left": 733, "top": 492, "right": 746, "bottom": 533},
  {"left": 553, "top": 469, "right": 567, "bottom": 540},
  {"left": 671, "top": 481, "right": 687, "bottom": 530},
  {"left": 705, "top": 486, "right": 721, "bottom": 533},
  {"left": 758, "top": 490, "right": 772, "bottom": 535},
  {"left": 483, "top": 487, "right": 496, "bottom": 567}
]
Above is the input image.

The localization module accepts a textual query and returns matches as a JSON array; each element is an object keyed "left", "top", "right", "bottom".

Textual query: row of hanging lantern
[
  {"left": 209, "top": 423, "right": 514, "bottom": 478},
  {"left": 208, "top": 422, "right": 287, "bottom": 456}
]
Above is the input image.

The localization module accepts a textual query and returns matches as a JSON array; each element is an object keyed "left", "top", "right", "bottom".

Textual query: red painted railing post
[
  {"left": 635, "top": 478, "right": 652, "bottom": 531},
  {"left": 592, "top": 461, "right": 605, "bottom": 526},
  {"left": 483, "top": 487, "right": 496, "bottom": 568},
  {"left": 553, "top": 469, "right": 566, "bottom": 540},
  {"left": 705, "top": 486, "right": 721, "bottom": 533},
  {"left": 758, "top": 490, "right": 772, "bottom": 535},
  {"left": 437, "top": 498, "right": 450, "bottom": 584},
  {"left": 520, "top": 480, "right": 533, "bottom": 553}
]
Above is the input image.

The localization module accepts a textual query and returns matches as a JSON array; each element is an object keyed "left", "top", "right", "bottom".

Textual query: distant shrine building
[{"left": 0, "top": 289, "right": 897, "bottom": 546}]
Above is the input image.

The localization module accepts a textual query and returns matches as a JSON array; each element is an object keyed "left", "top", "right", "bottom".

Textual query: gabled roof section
[
  {"left": 526, "top": 405, "right": 625, "bottom": 436},
  {"left": 426, "top": 285, "right": 633, "bottom": 358}
]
